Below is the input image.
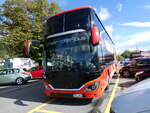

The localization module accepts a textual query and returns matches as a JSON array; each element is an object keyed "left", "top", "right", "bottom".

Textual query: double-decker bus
[{"left": 26, "top": 6, "right": 117, "bottom": 99}]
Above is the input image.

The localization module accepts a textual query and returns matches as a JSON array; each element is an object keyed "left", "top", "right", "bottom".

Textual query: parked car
[
  {"left": 0, "top": 68, "right": 31, "bottom": 85},
  {"left": 135, "top": 69, "right": 150, "bottom": 82},
  {"left": 28, "top": 66, "right": 44, "bottom": 79},
  {"left": 111, "top": 78, "right": 150, "bottom": 113},
  {"left": 120, "top": 59, "right": 131, "bottom": 66},
  {"left": 119, "top": 57, "right": 150, "bottom": 78}
]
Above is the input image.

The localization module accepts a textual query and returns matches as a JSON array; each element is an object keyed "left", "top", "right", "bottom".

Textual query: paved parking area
[{"left": 0, "top": 76, "right": 137, "bottom": 113}]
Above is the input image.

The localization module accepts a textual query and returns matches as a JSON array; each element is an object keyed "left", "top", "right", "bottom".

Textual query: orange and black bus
[{"left": 26, "top": 6, "right": 117, "bottom": 99}]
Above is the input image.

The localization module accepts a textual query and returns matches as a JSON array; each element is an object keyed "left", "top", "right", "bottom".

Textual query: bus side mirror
[
  {"left": 91, "top": 26, "right": 100, "bottom": 45},
  {"left": 25, "top": 40, "right": 43, "bottom": 56}
]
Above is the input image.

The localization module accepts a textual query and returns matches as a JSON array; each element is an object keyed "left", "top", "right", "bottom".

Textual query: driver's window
[
  {"left": 136, "top": 60, "right": 144, "bottom": 66},
  {"left": 0, "top": 70, "right": 3, "bottom": 75},
  {"left": 32, "top": 68, "right": 36, "bottom": 71},
  {"left": 1, "top": 70, "right": 7, "bottom": 75},
  {"left": 8, "top": 69, "right": 13, "bottom": 74}
]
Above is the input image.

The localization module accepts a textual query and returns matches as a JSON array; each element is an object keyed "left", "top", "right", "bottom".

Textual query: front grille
[
  {"left": 51, "top": 93, "right": 74, "bottom": 97},
  {"left": 46, "top": 71, "right": 99, "bottom": 89}
]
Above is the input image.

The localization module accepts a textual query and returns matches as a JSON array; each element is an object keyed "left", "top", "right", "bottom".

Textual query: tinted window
[
  {"left": 92, "top": 11, "right": 115, "bottom": 65},
  {"left": 0, "top": 70, "right": 7, "bottom": 75},
  {"left": 146, "top": 59, "right": 150, "bottom": 64},
  {"left": 46, "top": 14, "right": 63, "bottom": 36},
  {"left": 136, "top": 59, "right": 150, "bottom": 65},
  {"left": 31, "top": 68, "right": 37, "bottom": 71},
  {"left": 45, "top": 31, "right": 99, "bottom": 72},
  {"left": 31, "top": 67, "right": 43, "bottom": 71},
  {"left": 38, "top": 67, "right": 43, "bottom": 70},
  {"left": 13, "top": 69, "right": 20, "bottom": 73},
  {"left": 7, "top": 69, "right": 14, "bottom": 74},
  {"left": 45, "top": 8, "right": 91, "bottom": 36},
  {"left": 65, "top": 9, "right": 90, "bottom": 31}
]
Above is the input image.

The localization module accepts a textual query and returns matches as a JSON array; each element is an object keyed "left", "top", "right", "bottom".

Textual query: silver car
[
  {"left": 0, "top": 68, "right": 31, "bottom": 85},
  {"left": 111, "top": 78, "right": 150, "bottom": 113}
]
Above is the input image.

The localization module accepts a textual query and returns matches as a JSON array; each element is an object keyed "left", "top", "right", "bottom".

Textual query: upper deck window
[
  {"left": 46, "top": 14, "right": 63, "bottom": 36},
  {"left": 45, "top": 8, "right": 91, "bottom": 37},
  {"left": 65, "top": 8, "right": 90, "bottom": 31}
]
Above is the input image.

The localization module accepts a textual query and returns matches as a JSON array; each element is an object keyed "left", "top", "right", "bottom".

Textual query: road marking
[
  {"left": 104, "top": 76, "right": 120, "bottom": 113},
  {"left": 36, "top": 109, "right": 61, "bottom": 113},
  {"left": 28, "top": 99, "right": 56, "bottom": 113}
]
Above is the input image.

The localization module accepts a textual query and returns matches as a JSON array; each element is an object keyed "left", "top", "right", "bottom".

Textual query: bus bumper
[
  {"left": 43, "top": 82, "right": 104, "bottom": 99},
  {"left": 44, "top": 90, "right": 103, "bottom": 99}
]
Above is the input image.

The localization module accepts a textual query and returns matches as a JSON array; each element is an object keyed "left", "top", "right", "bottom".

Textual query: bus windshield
[
  {"left": 46, "top": 31, "right": 98, "bottom": 73},
  {"left": 45, "top": 8, "right": 90, "bottom": 36}
]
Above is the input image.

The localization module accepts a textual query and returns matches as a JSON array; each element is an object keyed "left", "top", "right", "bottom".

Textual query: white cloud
[
  {"left": 98, "top": 8, "right": 111, "bottom": 21},
  {"left": 117, "top": 31, "right": 150, "bottom": 48},
  {"left": 115, "top": 31, "right": 150, "bottom": 54},
  {"left": 144, "top": 5, "right": 150, "bottom": 9},
  {"left": 114, "top": 35, "right": 121, "bottom": 40},
  {"left": 121, "top": 22, "right": 150, "bottom": 27},
  {"left": 117, "top": 45, "right": 150, "bottom": 54},
  {"left": 105, "top": 25, "right": 113, "bottom": 37},
  {"left": 93, "top": 7, "right": 98, "bottom": 13},
  {"left": 139, "top": 45, "right": 150, "bottom": 51},
  {"left": 117, "top": 3, "right": 122, "bottom": 12}
]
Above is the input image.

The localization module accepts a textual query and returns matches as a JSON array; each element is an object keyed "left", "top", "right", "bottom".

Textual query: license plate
[{"left": 73, "top": 94, "right": 83, "bottom": 97}]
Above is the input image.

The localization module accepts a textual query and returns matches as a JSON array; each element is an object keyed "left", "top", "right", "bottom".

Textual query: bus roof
[{"left": 48, "top": 6, "right": 92, "bottom": 19}]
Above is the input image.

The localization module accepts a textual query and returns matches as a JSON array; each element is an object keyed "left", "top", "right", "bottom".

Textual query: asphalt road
[{"left": 0, "top": 76, "right": 137, "bottom": 113}]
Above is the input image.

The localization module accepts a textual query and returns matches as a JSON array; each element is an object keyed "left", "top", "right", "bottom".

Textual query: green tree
[
  {"left": 121, "top": 50, "right": 132, "bottom": 58},
  {"left": 117, "top": 55, "right": 124, "bottom": 61},
  {"left": 0, "top": 39, "right": 9, "bottom": 59},
  {"left": 0, "top": 0, "right": 61, "bottom": 63}
]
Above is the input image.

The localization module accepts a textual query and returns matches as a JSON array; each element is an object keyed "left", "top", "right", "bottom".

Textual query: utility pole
[{"left": 136, "top": 45, "right": 139, "bottom": 51}]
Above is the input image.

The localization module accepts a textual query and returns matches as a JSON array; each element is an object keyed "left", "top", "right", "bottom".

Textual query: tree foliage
[
  {"left": 0, "top": 0, "right": 61, "bottom": 62},
  {"left": 121, "top": 50, "right": 132, "bottom": 58},
  {"left": 117, "top": 55, "right": 124, "bottom": 61}
]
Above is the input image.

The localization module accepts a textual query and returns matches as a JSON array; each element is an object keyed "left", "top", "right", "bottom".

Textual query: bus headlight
[{"left": 85, "top": 81, "right": 100, "bottom": 92}]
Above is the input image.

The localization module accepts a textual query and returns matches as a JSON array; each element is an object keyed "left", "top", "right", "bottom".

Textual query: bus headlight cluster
[{"left": 85, "top": 81, "right": 100, "bottom": 92}]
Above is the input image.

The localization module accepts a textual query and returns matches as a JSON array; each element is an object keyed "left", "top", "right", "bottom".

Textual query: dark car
[
  {"left": 120, "top": 59, "right": 131, "bottom": 66},
  {"left": 111, "top": 78, "right": 150, "bottom": 113},
  {"left": 135, "top": 69, "right": 150, "bottom": 82},
  {"left": 119, "top": 57, "right": 150, "bottom": 78},
  {"left": 28, "top": 66, "right": 44, "bottom": 79}
]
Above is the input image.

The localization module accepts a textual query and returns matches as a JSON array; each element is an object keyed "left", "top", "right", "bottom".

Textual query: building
[
  {"left": 4, "top": 58, "right": 36, "bottom": 69},
  {"left": 131, "top": 51, "right": 150, "bottom": 58}
]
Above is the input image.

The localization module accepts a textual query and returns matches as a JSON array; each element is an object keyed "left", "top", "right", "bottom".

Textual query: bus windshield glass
[
  {"left": 46, "top": 31, "right": 98, "bottom": 73},
  {"left": 45, "top": 8, "right": 90, "bottom": 36}
]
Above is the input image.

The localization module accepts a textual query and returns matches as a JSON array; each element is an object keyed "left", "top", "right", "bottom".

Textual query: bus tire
[{"left": 135, "top": 77, "right": 141, "bottom": 82}]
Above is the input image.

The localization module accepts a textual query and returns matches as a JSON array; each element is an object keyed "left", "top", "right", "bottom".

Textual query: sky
[
  {"left": 49, "top": 0, "right": 150, "bottom": 54},
  {"left": 1, "top": 0, "right": 150, "bottom": 54}
]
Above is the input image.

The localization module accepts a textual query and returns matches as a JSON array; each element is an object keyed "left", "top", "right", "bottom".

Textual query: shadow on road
[
  {"left": 119, "top": 80, "right": 136, "bottom": 88},
  {"left": 0, "top": 80, "right": 40, "bottom": 92},
  {"left": 0, "top": 80, "right": 95, "bottom": 106},
  {"left": 14, "top": 99, "right": 28, "bottom": 106},
  {"left": 49, "top": 98, "right": 92, "bottom": 106},
  {"left": 0, "top": 80, "right": 49, "bottom": 104}
]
